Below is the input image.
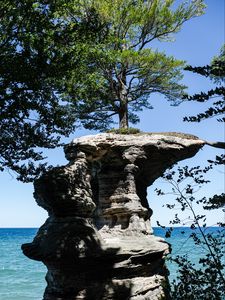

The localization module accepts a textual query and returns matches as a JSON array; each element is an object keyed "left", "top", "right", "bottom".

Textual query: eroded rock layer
[{"left": 22, "top": 132, "right": 205, "bottom": 300}]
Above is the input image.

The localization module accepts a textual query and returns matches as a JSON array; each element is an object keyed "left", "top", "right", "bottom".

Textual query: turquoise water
[
  {"left": 0, "top": 229, "right": 46, "bottom": 300},
  {"left": 154, "top": 227, "right": 225, "bottom": 282},
  {"left": 0, "top": 227, "right": 223, "bottom": 299}
]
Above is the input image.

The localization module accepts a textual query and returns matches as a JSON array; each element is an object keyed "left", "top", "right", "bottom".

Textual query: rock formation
[{"left": 22, "top": 132, "right": 206, "bottom": 300}]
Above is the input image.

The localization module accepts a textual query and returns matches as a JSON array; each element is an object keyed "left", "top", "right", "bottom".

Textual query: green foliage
[
  {"left": 0, "top": 0, "right": 103, "bottom": 181},
  {"left": 107, "top": 127, "right": 140, "bottom": 134},
  {"left": 62, "top": 0, "right": 206, "bottom": 129},
  {"left": 160, "top": 47, "right": 225, "bottom": 298},
  {"left": 170, "top": 233, "right": 225, "bottom": 300},
  {"left": 203, "top": 193, "right": 225, "bottom": 211},
  {"left": 0, "top": 0, "right": 206, "bottom": 180},
  {"left": 184, "top": 45, "right": 225, "bottom": 122},
  {"left": 155, "top": 163, "right": 225, "bottom": 299}
]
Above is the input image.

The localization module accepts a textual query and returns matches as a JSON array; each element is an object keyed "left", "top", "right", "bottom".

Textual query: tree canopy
[
  {"left": 62, "top": 0, "right": 206, "bottom": 130},
  {"left": 0, "top": 0, "right": 206, "bottom": 181},
  {"left": 0, "top": 0, "right": 103, "bottom": 181}
]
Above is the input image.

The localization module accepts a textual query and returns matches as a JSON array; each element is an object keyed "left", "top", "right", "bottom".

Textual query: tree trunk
[
  {"left": 119, "top": 103, "right": 128, "bottom": 129},
  {"left": 119, "top": 79, "right": 129, "bottom": 129}
]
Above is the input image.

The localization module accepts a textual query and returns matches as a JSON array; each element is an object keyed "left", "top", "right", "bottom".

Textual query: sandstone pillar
[{"left": 22, "top": 133, "right": 205, "bottom": 300}]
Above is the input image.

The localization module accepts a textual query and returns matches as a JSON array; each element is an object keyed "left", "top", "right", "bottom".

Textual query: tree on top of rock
[
  {"left": 0, "top": 0, "right": 205, "bottom": 181},
  {"left": 64, "top": 0, "right": 206, "bottom": 130}
]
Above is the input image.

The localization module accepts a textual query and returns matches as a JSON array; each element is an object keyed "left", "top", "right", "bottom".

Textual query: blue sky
[{"left": 0, "top": 0, "right": 224, "bottom": 227}]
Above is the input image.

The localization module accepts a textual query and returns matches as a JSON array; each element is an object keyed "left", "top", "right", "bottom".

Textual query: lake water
[{"left": 0, "top": 227, "right": 223, "bottom": 299}]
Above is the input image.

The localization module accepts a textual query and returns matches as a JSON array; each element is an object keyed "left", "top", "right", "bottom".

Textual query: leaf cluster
[
  {"left": 183, "top": 45, "right": 225, "bottom": 122},
  {"left": 0, "top": 0, "right": 105, "bottom": 181},
  {"left": 155, "top": 162, "right": 225, "bottom": 298},
  {"left": 155, "top": 47, "right": 225, "bottom": 299},
  {"left": 170, "top": 234, "right": 225, "bottom": 300},
  {"left": 0, "top": 0, "right": 206, "bottom": 179},
  {"left": 61, "top": 0, "right": 206, "bottom": 129}
]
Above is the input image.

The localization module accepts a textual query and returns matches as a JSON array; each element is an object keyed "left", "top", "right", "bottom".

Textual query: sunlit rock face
[{"left": 22, "top": 132, "right": 205, "bottom": 300}]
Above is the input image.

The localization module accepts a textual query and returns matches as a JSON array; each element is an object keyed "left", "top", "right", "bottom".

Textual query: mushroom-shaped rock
[{"left": 22, "top": 132, "right": 208, "bottom": 300}]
